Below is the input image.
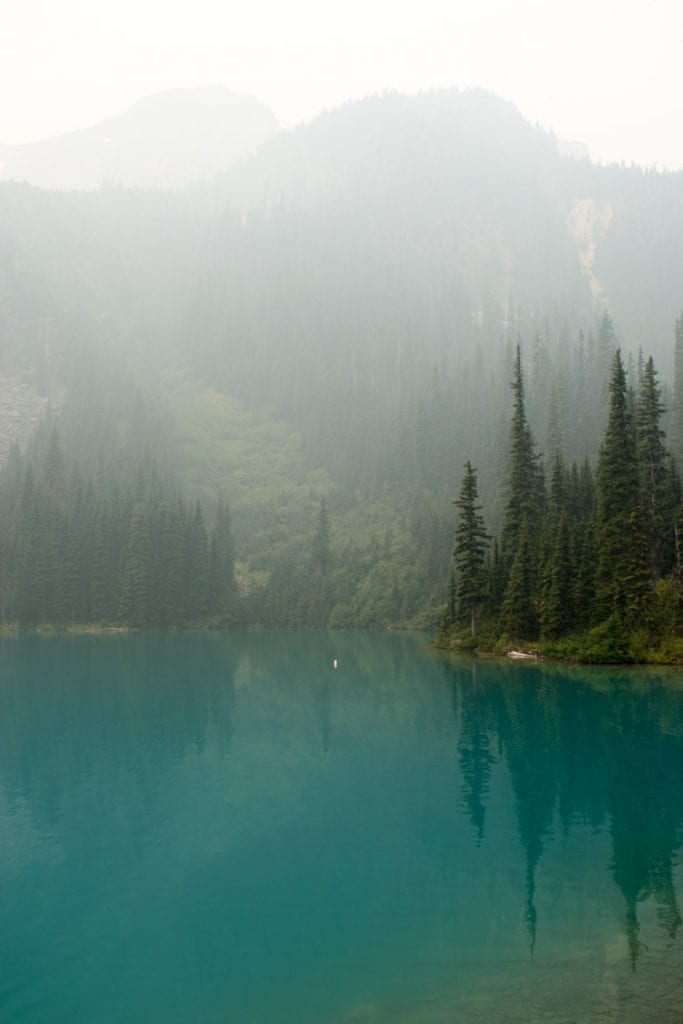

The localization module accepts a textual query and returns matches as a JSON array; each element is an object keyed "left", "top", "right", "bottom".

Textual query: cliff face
[
  {"left": 567, "top": 197, "right": 614, "bottom": 298},
  {"left": 0, "top": 374, "right": 58, "bottom": 463}
]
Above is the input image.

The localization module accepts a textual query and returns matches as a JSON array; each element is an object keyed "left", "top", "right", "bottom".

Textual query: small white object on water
[{"left": 333, "top": 659, "right": 338, "bottom": 669}]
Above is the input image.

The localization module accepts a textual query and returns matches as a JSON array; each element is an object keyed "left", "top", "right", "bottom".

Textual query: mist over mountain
[
  {"left": 209, "top": 90, "right": 682, "bottom": 370},
  {"left": 1, "top": 87, "right": 682, "bottom": 627},
  {"left": 0, "top": 86, "right": 281, "bottom": 190}
]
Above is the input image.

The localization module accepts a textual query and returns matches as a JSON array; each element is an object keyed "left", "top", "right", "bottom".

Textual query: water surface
[{"left": 1, "top": 631, "right": 682, "bottom": 1022}]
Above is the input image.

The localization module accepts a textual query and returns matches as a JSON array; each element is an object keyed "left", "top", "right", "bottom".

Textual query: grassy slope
[{"left": 158, "top": 368, "right": 436, "bottom": 625}]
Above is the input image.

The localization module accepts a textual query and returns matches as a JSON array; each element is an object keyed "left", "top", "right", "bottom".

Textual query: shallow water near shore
[{"left": 1, "top": 630, "right": 682, "bottom": 1023}]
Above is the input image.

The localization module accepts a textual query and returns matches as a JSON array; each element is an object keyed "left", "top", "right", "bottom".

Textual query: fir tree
[
  {"left": 574, "top": 521, "right": 596, "bottom": 630},
  {"left": 119, "top": 505, "right": 151, "bottom": 626},
  {"left": 671, "top": 313, "right": 683, "bottom": 469},
  {"left": 499, "top": 346, "right": 544, "bottom": 634},
  {"left": 484, "top": 539, "right": 505, "bottom": 620},
  {"left": 501, "top": 345, "right": 543, "bottom": 569},
  {"left": 452, "top": 461, "right": 489, "bottom": 636},
  {"left": 442, "top": 571, "right": 457, "bottom": 632},
  {"left": 540, "top": 511, "right": 575, "bottom": 639},
  {"left": 595, "top": 350, "right": 649, "bottom": 624},
  {"left": 636, "top": 356, "right": 672, "bottom": 580},
  {"left": 500, "top": 519, "right": 537, "bottom": 639}
]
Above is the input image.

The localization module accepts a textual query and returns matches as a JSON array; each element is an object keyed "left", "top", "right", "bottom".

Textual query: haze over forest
[{"left": 1, "top": 84, "right": 683, "bottom": 631}]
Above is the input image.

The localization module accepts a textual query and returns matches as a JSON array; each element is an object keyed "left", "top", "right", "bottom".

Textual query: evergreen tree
[
  {"left": 670, "top": 313, "right": 683, "bottom": 469},
  {"left": 500, "top": 519, "right": 537, "bottom": 639},
  {"left": 484, "top": 539, "right": 505, "bottom": 620},
  {"left": 501, "top": 345, "right": 543, "bottom": 568},
  {"left": 540, "top": 511, "right": 575, "bottom": 639},
  {"left": 442, "top": 571, "right": 457, "bottom": 631},
  {"left": 636, "top": 356, "right": 672, "bottom": 580},
  {"left": 163, "top": 499, "right": 188, "bottom": 624},
  {"left": 499, "top": 346, "right": 544, "bottom": 634},
  {"left": 119, "top": 505, "right": 151, "bottom": 626},
  {"left": 574, "top": 521, "right": 596, "bottom": 630},
  {"left": 452, "top": 462, "right": 489, "bottom": 636},
  {"left": 595, "top": 350, "right": 649, "bottom": 624}
]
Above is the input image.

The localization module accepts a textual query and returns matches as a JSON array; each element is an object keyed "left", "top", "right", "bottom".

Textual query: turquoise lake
[{"left": 1, "top": 630, "right": 682, "bottom": 1023}]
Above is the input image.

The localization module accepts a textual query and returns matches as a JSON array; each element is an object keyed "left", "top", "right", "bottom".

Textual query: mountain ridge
[
  {"left": 0, "top": 85, "right": 281, "bottom": 190},
  {"left": 1, "top": 87, "right": 682, "bottom": 627}
]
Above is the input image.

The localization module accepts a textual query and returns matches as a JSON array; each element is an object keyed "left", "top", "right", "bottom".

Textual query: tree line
[
  {"left": 0, "top": 429, "right": 238, "bottom": 628},
  {"left": 442, "top": 314, "right": 683, "bottom": 661}
]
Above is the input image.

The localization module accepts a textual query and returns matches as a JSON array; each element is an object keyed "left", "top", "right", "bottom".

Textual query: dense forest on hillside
[
  {"left": 0, "top": 422, "right": 238, "bottom": 629},
  {"left": 440, "top": 314, "right": 683, "bottom": 661},
  {"left": 1, "top": 90, "right": 683, "bottom": 633}
]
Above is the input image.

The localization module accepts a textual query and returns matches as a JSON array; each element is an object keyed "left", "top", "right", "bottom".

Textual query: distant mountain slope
[
  {"left": 207, "top": 89, "right": 683, "bottom": 370},
  {"left": 1, "top": 87, "right": 682, "bottom": 626},
  {"left": 0, "top": 86, "right": 281, "bottom": 190}
]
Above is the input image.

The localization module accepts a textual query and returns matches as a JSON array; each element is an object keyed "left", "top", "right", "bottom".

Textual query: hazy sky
[{"left": 2, "top": 0, "right": 682, "bottom": 168}]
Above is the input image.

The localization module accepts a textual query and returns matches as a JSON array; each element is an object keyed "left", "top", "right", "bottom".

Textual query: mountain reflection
[
  {"left": 2, "top": 629, "right": 683, "bottom": 1013},
  {"left": 448, "top": 657, "right": 683, "bottom": 967}
]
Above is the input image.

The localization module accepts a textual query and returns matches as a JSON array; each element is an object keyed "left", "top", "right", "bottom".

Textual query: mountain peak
[{"left": 0, "top": 86, "right": 281, "bottom": 191}]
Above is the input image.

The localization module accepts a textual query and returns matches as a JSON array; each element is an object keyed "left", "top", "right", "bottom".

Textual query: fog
[
  {"left": 2, "top": 0, "right": 682, "bottom": 168},
  {"left": 1, "top": 0, "right": 683, "bottom": 633}
]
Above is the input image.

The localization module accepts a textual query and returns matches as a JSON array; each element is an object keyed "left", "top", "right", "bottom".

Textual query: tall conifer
[
  {"left": 453, "top": 461, "right": 489, "bottom": 636},
  {"left": 636, "top": 356, "right": 672, "bottom": 580},
  {"left": 671, "top": 313, "right": 683, "bottom": 469},
  {"left": 501, "top": 345, "right": 543, "bottom": 567},
  {"left": 500, "top": 519, "right": 537, "bottom": 638},
  {"left": 540, "top": 511, "right": 575, "bottom": 639},
  {"left": 595, "top": 350, "right": 649, "bottom": 623}
]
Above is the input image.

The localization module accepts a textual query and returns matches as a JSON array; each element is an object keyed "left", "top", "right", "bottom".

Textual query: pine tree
[
  {"left": 452, "top": 462, "right": 489, "bottom": 636},
  {"left": 120, "top": 505, "right": 151, "bottom": 626},
  {"left": 574, "top": 521, "right": 596, "bottom": 630},
  {"left": 540, "top": 511, "right": 575, "bottom": 639},
  {"left": 670, "top": 313, "right": 683, "bottom": 469},
  {"left": 500, "top": 519, "right": 537, "bottom": 639},
  {"left": 484, "top": 539, "right": 505, "bottom": 620},
  {"left": 595, "top": 350, "right": 649, "bottom": 624},
  {"left": 442, "top": 571, "right": 457, "bottom": 631},
  {"left": 163, "top": 500, "right": 187, "bottom": 624},
  {"left": 499, "top": 346, "right": 544, "bottom": 634},
  {"left": 501, "top": 345, "right": 543, "bottom": 568},
  {"left": 636, "top": 356, "right": 672, "bottom": 581}
]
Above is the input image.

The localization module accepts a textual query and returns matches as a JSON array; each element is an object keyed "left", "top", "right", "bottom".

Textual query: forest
[
  {"left": 1, "top": 90, "right": 683, "bottom": 642},
  {"left": 440, "top": 314, "right": 683, "bottom": 662}
]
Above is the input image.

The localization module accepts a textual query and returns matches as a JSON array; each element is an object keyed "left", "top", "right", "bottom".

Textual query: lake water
[{"left": 1, "top": 630, "right": 682, "bottom": 1023}]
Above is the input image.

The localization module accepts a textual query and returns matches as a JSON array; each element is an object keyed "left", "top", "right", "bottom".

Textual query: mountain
[
  {"left": 0, "top": 86, "right": 281, "bottom": 190},
  {"left": 1, "top": 88, "right": 682, "bottom": 627},
  {"left": 208, "top": 90, "right": 683, "bottom": 371}
]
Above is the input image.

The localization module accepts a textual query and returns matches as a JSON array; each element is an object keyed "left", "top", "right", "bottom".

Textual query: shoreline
[{"left": 433, "top": 634, "right": 683, "bottom": 668}]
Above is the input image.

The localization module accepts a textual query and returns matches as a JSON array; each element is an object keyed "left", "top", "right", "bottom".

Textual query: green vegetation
[
  {"left": 439, "top": 320, "right": 683, "bottom": 663},
  {"left": 0, "top": 427, "right": 238, "bottom": 629},
  {"left": 1, "top": 93, "right": 683, "bottom": 633}
]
